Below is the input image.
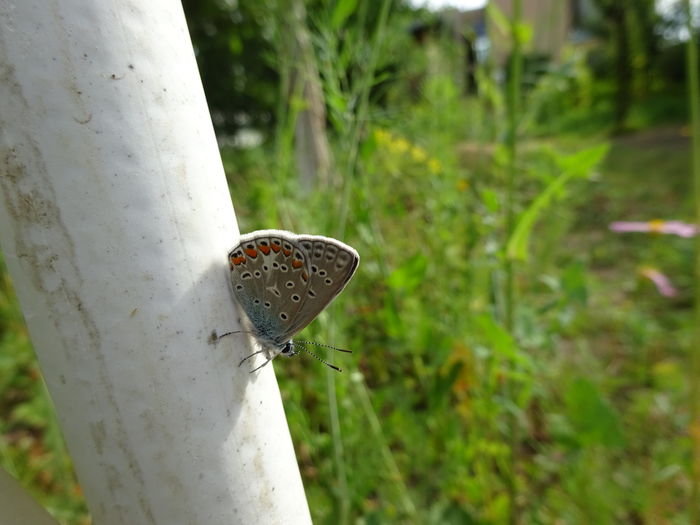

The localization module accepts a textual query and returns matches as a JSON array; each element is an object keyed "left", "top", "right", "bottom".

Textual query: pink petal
[
  {"left": 640, "top": 268, "right": 678, "bottom": 297},
  {"left": 609, "top": 221, "right": 652, "bottom": 233},
  {"left": 660, "top": 221, "right": 699, "bottom": 238}
]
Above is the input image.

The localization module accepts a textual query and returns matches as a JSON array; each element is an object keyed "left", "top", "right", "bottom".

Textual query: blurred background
[{"left": 2, "top": 0, "right": 700, "bottom": 523}]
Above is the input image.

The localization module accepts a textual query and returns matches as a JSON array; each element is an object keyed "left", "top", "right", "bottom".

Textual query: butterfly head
[{"left": 280, "top": 340, "right": 298, "bottom": 358}]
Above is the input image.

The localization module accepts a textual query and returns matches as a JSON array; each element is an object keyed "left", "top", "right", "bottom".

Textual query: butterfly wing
[
  {"left": 229, "top": 230, "right": 312, "bottom": 346},
  {"left": 279, "top": 234, "right": 359, "bottom": 339}
]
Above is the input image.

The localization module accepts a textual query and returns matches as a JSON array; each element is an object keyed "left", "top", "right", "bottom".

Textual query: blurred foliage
[
  {"left": 1, "top": 0, "right": 698, "bottom": 524},
  {"left": 181, "top": 0, "right": 279, "bottom": 135}
]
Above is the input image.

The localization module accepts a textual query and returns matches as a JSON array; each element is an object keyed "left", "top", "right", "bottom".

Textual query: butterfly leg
[
  {"left": 239, "top": 349, "right": 267, "bottom": 367},
  {"left": 239, "top": 350, "right": 272, "bottom": 373},
  {"left": 249, "top": 358, "right": 273, "bottom": 373}
]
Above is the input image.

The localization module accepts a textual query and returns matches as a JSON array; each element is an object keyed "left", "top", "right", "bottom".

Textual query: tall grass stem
[
  {"left": 505, "top": 1, "right": 523, "bottom": 522},
  {"left": 353, "top": 376, "right": 418, "bottom": 519},
  {"left": 684, "top": 0, "right": 700, "bottom": 521}
]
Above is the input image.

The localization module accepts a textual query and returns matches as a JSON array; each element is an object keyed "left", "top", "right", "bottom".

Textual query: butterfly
[{"left": 220, "top": 230, "right": 359, "bottom": 372}]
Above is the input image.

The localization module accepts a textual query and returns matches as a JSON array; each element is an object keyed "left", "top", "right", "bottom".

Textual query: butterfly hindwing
[{"left": 280, "top": 235, "right": 359, "bottom": 338}]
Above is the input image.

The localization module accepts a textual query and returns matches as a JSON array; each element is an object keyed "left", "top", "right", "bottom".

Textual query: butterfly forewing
[
  {"left": 229, "top": 238, "right": 268, "bottom": 333},
  {"left": 229, "top": 231, "right": 312, "bottom": 345}
]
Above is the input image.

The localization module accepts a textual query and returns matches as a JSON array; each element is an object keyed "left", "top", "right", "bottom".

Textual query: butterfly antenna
[
  {"left": 295, "top": 340, "right": 353, "bottom": 354},
  {"left": 294, "top": 342, "right": 343, "bottom": 372},
  {"left": 217, "top": 329, "right": 256, "bottom": 340}
]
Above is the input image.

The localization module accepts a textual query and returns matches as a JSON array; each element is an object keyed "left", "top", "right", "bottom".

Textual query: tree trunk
[
  {"left": 595, "top": 0, "right": 632, "bottom": 132},
  {"left": 288, "top": 0, "right": 334, "bottom": 191},
  {"left": 612, "top": 3, "right": 631, "bottom": 132},
  {"left": 0, "top": 1, "right": 311, "bottom": 524}
]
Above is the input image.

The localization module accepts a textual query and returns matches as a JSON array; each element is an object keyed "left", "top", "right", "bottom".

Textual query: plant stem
[
  {"left": 505, "top": 1, "right": 523, "bottom": 523},
  {"left": 353, "top": 376, "right": 418, "bottom": 520},
  {"left": 684, "top": 1, "right": 700, "bottom": 521},
  {"left": 326, "top": 362, "right": 350, "bottom": 525}
]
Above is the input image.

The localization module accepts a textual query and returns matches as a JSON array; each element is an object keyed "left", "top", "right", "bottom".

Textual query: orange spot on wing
[
  {"left": 292, "top": 259, "right": 303, "bottom": 269},
  {"left": 259, "top": 245, "right": 271, "bottom": 255},
  {"left": 231, "top": 256, "right": 246, "bottom": 265},
  {"left": 244, "top": 248, "right": 258, "bottom": 258},
  {"left": 302, "top": 272, "right": 308, "bottom": 281},
  {"left": 271, "top": 243, "right": 281, "bottom": 253},
  {"left": 283, "top": 248, "right": 291, "bottom": 256}
]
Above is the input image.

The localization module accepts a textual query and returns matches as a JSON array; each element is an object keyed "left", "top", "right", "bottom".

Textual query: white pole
[
  {"left": 0, "top": 468, "right": 59, "bottom": 525},
  {"left": 0, "top": 2, "right": 311, "bottom": 524}
]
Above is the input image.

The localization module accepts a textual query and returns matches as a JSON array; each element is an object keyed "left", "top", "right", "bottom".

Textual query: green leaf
[
  {"left": 564, "top": 378, "right": 625, "bottom": 448},
  {"left": 507, "top": 144, "right": 609, "bottom": 261},
  {"left": 561, "top": 261, "right": 588, "bottom": 304},
  {"left": 555, "top": 143, "right": 610, "bottom": 176},
  {"left": 514, "top": 22, "right": 533, "bottom": 45},
  {"left": 331, "top": 0, "right": 358, "bottom": 30},
  {"left": 474, "top": 313, "right": 518, "bottom": 360},
  {"left": 386, "top": 254, "right": 427, "bottom": 294},
  {"left": 486, "top": 2, "right": 509, "bottom": 35},
  {"left": 473, "top": 314, "right": 532, "bottom": 372},
  {"left": 481, "top": 188, "right": 500, "bottom": 213}
]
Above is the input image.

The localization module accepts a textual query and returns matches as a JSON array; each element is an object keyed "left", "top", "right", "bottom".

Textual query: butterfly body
[{"left": 227, "top": 230, "right": 359, "bottom": 370}]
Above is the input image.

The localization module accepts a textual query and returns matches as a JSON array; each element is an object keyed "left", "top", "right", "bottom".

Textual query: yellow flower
[
  {"left": 373, "top": 128, "right": 392, "bottom": 145},
  {"left": 647, "top": 219, "right": 665, "bottom": 233},
  {"left": 411, "top": 146, "right": 428, "bottom": 163},
  {"left": 428, "top": 158, "right": 442, "bottom": 174},
  {"left": 391, "top": 137, "right": 410, "bottom": 154}
]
